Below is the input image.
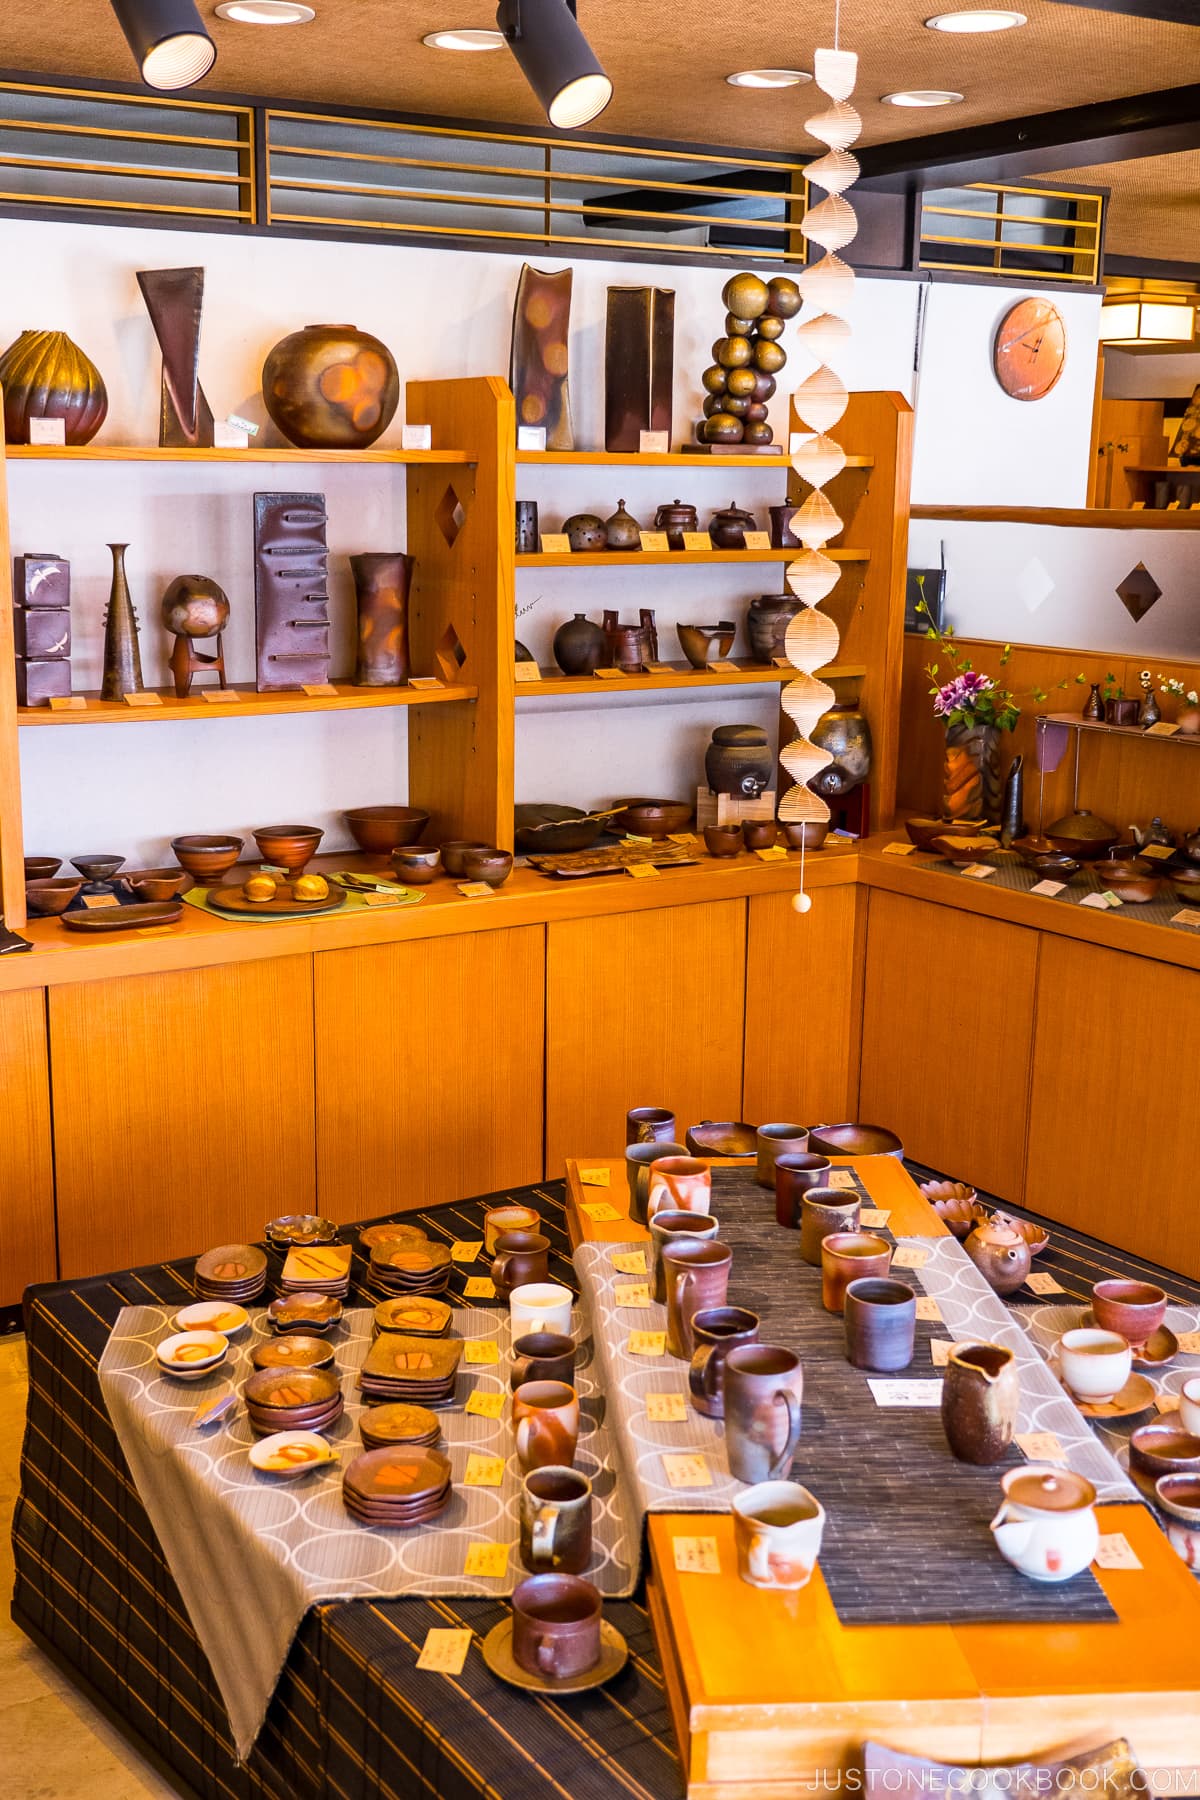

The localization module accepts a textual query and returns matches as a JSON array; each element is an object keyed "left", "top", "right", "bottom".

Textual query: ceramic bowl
[
  {"left": 391, "top": 847, "right": 442, "bottom": 885},
  {"left": 905, "top": 816, "right": 963, "bottom": 851},
  {"left": 1011, "top": 834, "right": 1058, "bottom": 865},
  {"left": 677, "top": 623, "right": 735, "bottom": 669},
  {"left": 23, "top": 856, "right": 61, "bottom": 880},
  {"left": 781, "top": 820, "right": 829, "bottom": 851},
  {"left": 1128, "top": 1422, "right": 1200, "bottom": 1492},
  {"left": 123, "top": 868, "right": 187, "bottom": 902},
  {"left": 1045, "top": 826, "right": 1118, "bottom": 860},
  {"left": 1092, "top": 1278, "right": 1168, "bottom": 1347},
  {"left": 514, "top": 805, "right": 610, "bottom": 855},
  {"left": 703, "top": 825, "right": 741, "bottom": 858},
  {"left": 249, "top": 1431, "right": 335, "bottom": 1478},
  {"left": 808, "top": 1123, "right": 904, "bottom": 1160},
  {"left": 173, "top": 1301, "right": 250, "bottom": 1336},
  {"left": 989, "top": 1210, "right": 1050, "bottom": 1255},
  {"left": 742, "top": 819, "right": 778, "bottom": 851},
  {"left": 1027, "top": 852, "right": 1082, "bottom": 881},
  {"left": 614, "top": 798, "right": 693, "bottom": 839},
  {"left": 1181, "top": 1378, "right": 1200, "bottom": 1437},
  {"left": 344, "top": 805, "right": 429, "bottom": 860},
  {"left": 252, "top": 825, "right": 324, "bottom": 874},
  {"left": 930, "top": 833, "right": 994, "bottom": 864},
  {"left": 461, "top": 847, "right": 513, "bottom": 888},
  {"left": 171, "top": 834, "right": 244, "bottom": 884},
  {"left": 685, "top": 1119, "right": 757, "bottom": 1158},
  {"left": 1093, "top": 862, "right": 1163, "bottom": 903},
  {"left": 918, "top": 1180, "right": 979, "bottom": 1238},
  {"left": 72, "top": 854, "right": 124, "bottom": 883},
  {"left": 25, "top": 877, "right": 83, "bottom": 916},
  {"left": 440, "top": 840, "right": 492, "bottom": 878},
  {"left": 1155, "top": 1472, "right": 1200, "bottom": 1521},
  {"left": 155, "top": 1330, "right": 229, "bottom": 1379}
]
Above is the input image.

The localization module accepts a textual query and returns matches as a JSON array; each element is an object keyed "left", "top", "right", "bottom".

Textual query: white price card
[
  {"left": 1176, "top": 1332, "right": 1200, "bottom": 1355},
  {"left": 401, "top": 423, "right": 433, "bottom": 450},
  {"left": 1080, "top": 892, "right": 1112, "bottom": 910},
  {"left": 1030, "top": 879, "right": 1066, "bottom": 897},
  {"left": 868, "top": 1379, "right": 944, "bottom": 1407},
  {"left": 827, "top": 1169, "right": 857, "bottom": 1190},
  {"left": 1093, "top": 1533, "right": 1142, "bottom": 1571},
  {"left": 417, "top": 1628, "right": 471, "bottom": 1674},
  {"left": 673, "top": 1536, "right": 721, "bottom": 1574},
  {"left": 961, "top": 863, "right": 996, "bottom": 879}
]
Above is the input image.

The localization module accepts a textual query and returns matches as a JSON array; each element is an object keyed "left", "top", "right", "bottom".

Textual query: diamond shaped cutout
[
  {"left": 1116, "top": 562, "right": 1161, "bottom": 624},
  {"left": 435, "top": 484, "right": 466, "bottom": 548}
]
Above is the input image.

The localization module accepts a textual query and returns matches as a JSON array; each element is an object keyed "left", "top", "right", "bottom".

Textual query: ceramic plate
[
  {"left": 266, "top": 1214, "right": 339, "bottom": 1246},
  {"left": 1064, "top": 1369, "right": 1158, "bottom": 1418},
  {"left": 195, "top": 1244, "right": 267, "bottom": 1285},
  {"left": 244, "top": 1366, "right": 341, "bottom": 1409},
  {"left": 251, "top": 1335, "right": 336, "bottom": 1371},
  {"left": 173, "top": 1302, "right": 250, "bottom": 1336},
  {"left": 249, "top": 1431, "right": 336, "bottom": 1478},
  {"left": 206, "top": 882, "right": 346, "bottom": 918},
  {"left": 360, "top": 1222, "right": 429, "bottom": 1250},
  {"left": 362, "top": 1335, "right": 463, "bottom": 1381},
  {"left": 480, "top": 1619, "right": 628, "bottom": 1694},
  {"left": 156, "top": 1330, "right": 228, "bottom": 1374},
  {"left": 61, "top": 901, "right": 183, "bottom": 932}
]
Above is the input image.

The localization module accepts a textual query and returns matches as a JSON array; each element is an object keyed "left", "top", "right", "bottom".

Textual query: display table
[{"left": 14, "top": 1164, "right": 1200, "bottom": 1800}]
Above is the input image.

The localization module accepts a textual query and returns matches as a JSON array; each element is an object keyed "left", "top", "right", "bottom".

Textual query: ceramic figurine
[
  {"left": 941, "top": 1341, "right": 1019, "bottom": 1464},
  {"left": 161, "top": 574, "right": 229, "bottom": 698},
  {"left": 989, "top": 1465, "right": 1099, "bottom": 1580}
]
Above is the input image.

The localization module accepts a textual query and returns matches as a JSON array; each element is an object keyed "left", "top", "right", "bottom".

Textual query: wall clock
[{"left": 993, "top": 297, "right": 1067, "bottom": 402}]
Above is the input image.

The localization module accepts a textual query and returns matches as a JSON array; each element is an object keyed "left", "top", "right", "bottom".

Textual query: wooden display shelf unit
[
  {"left": 17, "top": 679, "right": 478, "bottom": 727},
  {"left": 516, "top": 450, "right": 876, "bottom": 470},
  {"left": 5, "top": 444, "right": 474, "bottom": 466},
  {"left": 519, "top": 659, "right": 867, "bottom": 698},
  {"left": 516, "top": 547, "right": 870, "bottom": 568}
]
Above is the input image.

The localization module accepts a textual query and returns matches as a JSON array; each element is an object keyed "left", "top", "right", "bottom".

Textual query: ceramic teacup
[
  {"left": 519, "top": 1465, "right": 593, "bottom": 1575},
  {"left": 512, "top": 1380, "right": 580, "bottom": 1473},
  {"left": 510, "top": 1282, "right": 573, "bottom": 1339},
  {"left": 647, "top": 1156, "right": 712, "bottom": 1222},
  {"left": 661, "top": 1239, "right": 733, "bottom": 1359},
  {"left": 820, "top": 1231, "right": 892, "bottom": 1313},
  {"left": 625, "top": 1140, "right": 687, "bottom": 1225},
  {"left": 1154, "top": 1474, "right": 1200, "bottom": 1571},
  {"left": 510, "top": 1330, "right": 576, "bottom": 1390},
  {"left": 511, "top": 1573, "right": 601, "bottom": 1680},
  {"left": 755, "top": 1123, "right": 809, "bottom": 1190},
  {"left": 1058, "top": 1327, "right": 1132, "bottom": 1405},
  {"left": 774, "top": 1152, "right": 833, "bottom": 1228},
  {"left": 1091, "top": 1279, "right": 1168, "bottom": 1350},
  {"left": 724, "top": 1344, "right": 804, "bottom": 1484},
  {"left": 490, "top": 1229, "right": 551, "bottom": 1296},
  {"left": 843, "top": 1276, "right": 916, "bottom": 1372},
  {"left": 1180, "top": 1376, "right": 1200, "bottom": 1436},
  {"left": 688, "top": 1306, "right": 759, "bottom": 1418},
  {"left": 799, "top": 1189, "right": 861, "bottom": 1266},
  {"left": 731, "top": 1480, "right": 825, "bottom": 1590},
  {"left": 648, "top": 1209, "right": 719, "bottom": 1304},
  {"left": 484, "top": 1204, "right": 540, "bottom": 1255},
  {"left": 626, "top": 1106, "right": 677, "bottom": 1146}
]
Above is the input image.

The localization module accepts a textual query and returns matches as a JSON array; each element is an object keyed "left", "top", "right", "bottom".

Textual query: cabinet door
[
  {"left": 743, "top": 887, "right": 865, "bottom": 1128},
  {"left": 49, "top": 956, "right": 315, "bottom": 1276},
  {"left": 859, "top": 890, "right": 1037, "bottom": 1200},
  {"left": 546, "top": 900, "right": 745, "bottom": 1171},
  {"left": 315, "top": 927, "right": 544, "bottom": 1217},
  {"left": 1028, "top": 936, "right": 1200, "bottom": 1278},
  {"left": 0, "top": 988, "right": 55, "bottom": 1303}
]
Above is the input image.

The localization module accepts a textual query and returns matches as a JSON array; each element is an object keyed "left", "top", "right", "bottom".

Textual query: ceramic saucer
[
  {"left": 1061, "top": 1368, "right": 1158, "bottom": 1418},
  {"left": 249, "top": 1431, "right": 337, "bottom": 1478},
  {"left": 1077, "top": 1308, "right": 1179, "bottom": 1369},
  {"left": 174, "top": 1301, "right": 250, "bottom": 1336},
  {"left": 480, "top": 1619, "right": 628, "bottom": 1695}
]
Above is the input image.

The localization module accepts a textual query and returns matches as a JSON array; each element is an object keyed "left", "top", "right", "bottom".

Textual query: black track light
[
  {"left": 495, "top": 0, "right": 612, "bottom": 130},
  {"left": 110, "top": 0, "right": 217, "bottom": 90}
]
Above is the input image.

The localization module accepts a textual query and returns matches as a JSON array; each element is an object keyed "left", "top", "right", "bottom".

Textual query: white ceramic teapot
[{"left": 989, "top": 1465, "right": 1098, "bottom": 1582}]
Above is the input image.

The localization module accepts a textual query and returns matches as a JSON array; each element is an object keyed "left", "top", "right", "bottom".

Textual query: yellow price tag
[
  {"left": 614, "top": 1282, "right": 652, "bottom": 1308},
  {"left": 463, "top": 1541, "right": 510, "bottom": 1579},
  {"left": 625, "top": 863, "right": 661, "bottom": 879},
  {"left": 645, "top": 1391, "right": 688, "bottom": 1423},
  {"left": 464, "top": 1340, "right": 499, "bottom": 1365},
  {"left": 579, "top": 1166, "right": 611, "bottom": 1186},
  {"left": 465, "top": 1388, "right": 505, "bottom": 1420},
  {"left": 581, "top": 1201, "right": 622, "bottom": 1222},
  {"left": 627, "top": 1330, "right": 667, "bottom": 1357},
  {"left": 860, "top": 1209, "right": 890, "bottom": 1229},
  {"left": 914, "top": 1296, "right": 943, "bottom": 1322},
  {"left": 663, "top": 1453, "right": 712, "bottom": 1489},
  {"left": 464, "top": 1453, "right": 505, "bottom": 1487},
  {"left": 1025, "top": 1271, "right": 1065, "bottom": 1295},
  {"left": 416, "top": 1627, "right": 472, "bottom": 1674},
  {"left": 827, "top": 1169, "right": 857, "bottom": 1190},
  {"left": 611, "top": 1250, "right": 647, "bottom": 1275},
  {"left": 673, "top": 1536, "right": 721, "bottom": 1573},
  {"left": 463, "top": 1277, "right": 497, "bottom": 1300},
  {"left": 451, "top": 1240, "right": 483, "bottom": 1262},
  {"left": 893, "top": 1246, "right": 929, "bottom": 1270},
  {"left": 930, "top": 1340, "right": 954, "bottom": 1368},
  {"left": 1016, "top": 1432, "right": 1065, "bottom": 1463}
]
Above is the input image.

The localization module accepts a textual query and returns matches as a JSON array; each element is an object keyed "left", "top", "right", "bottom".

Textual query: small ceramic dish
[
  {"left": 266, "top": 1214, "right": 339, "bottom": 1247},
  {"left": 1011, "top": 834, "right": 1059, "bottom": 865},
  {"left": 930, "top": 833, "right": 995, "bottom": 865},
  {"left": 156, "top": 1330, "right": 229, "bottom": 1379},
  {"left": 685, "top": 1119, "right": 757, "bottom": 1158},
  {"left": 1128, "top": 1421, "right": 1200, "bottom": 1496},
  {"left": 391, "top": 848, "right": 442, "bottom": 885},
  {"left": 249, "top": 1431, "right": 336, "bottom": 1478},
  {"left": 460, "top": 847, "right": 513, "bottom": 888},
  {"left": 23, "top": 856, "right": 62, "bottom": 880},
  {"left": 808, "top": 1123, "right": 904, "bottom": 1160},
  {"left": 780, "top": 819, "right": 829, "bottom": 851},
  {"left": 440, "top": 840, "right": 492, "bottom": 878},
  {"left": 25, "top": 877, "right": 83, "bottom": 916},
  {"left": 906, "top": 816, "right": 961, "bottom": 851},
  {"left": 703, "top": 825, "right": 741, "bottom": 858},
  {"left": 1026, "top": 853, "right": 1082, "bottom": 881},
  {"left": 173, "top": 1302, "right": 250, "bottom": 1336},
  {"left": 918, "top": 1180, "right": 978, "bottom": 1238}
]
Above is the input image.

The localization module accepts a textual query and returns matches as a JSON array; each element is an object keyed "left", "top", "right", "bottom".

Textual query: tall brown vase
[
  {"left": 942, "top": 721, "right": 1001, "bottom": 826},
  {"left": 101, "top": 543, "right": 144, "bottom": 700},
  {"left": 350, "top": 552, "right": 412, "bottom": 687}
]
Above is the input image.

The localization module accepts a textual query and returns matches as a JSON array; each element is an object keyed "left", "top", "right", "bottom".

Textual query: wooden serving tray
[
  {"left": 62, "top": 900, "right": 183, "bottom": 932},
  {"left": 206, "top": 881, "right": 346, "bottom": 917},
  {"left": 528, "top": 842, "right": 701, "bottom": 879}
]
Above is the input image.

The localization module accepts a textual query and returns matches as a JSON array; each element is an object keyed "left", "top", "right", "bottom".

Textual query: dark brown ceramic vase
[
  {"left": 724, "top": 1344, "right": 804, "bottom": 1483},
  {"left": 351, "top": 552, "right": 412, "bottom": 687},
  {"left": 941, "top": 1341, "right": 1019, "bottom": 1465},
  {"left": 101, "top": 543, "right": 144, "bottom": 700},
  {"left": 553, "top": 613, "right": 606, "bottom": 676},
  {"left": 747, "top": 591, "right": 801, "bottom": 662},
  {"left": 262, "top": 324, "right": 399, "bottom": 449}
]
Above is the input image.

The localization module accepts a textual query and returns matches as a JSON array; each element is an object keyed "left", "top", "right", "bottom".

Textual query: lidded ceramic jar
[
  {"left": 604, "top": 498, "right": 642, "bottom": 552},
  {"left": 708, "top": 501, "right": 757, "bottom": 549},
  {"left": 705, "top": 725, "right": 773, "bottom": 798},
  {"left": 747, "top": 591, "right": 802, "bottom": 662},
  {"left": 654, "top": 499, "right": 698, "bottom": 550}
]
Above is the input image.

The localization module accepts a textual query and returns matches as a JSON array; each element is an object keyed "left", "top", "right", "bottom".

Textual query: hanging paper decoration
[{"left": 780, "top": 39, "right": 863, "bottom": 913}]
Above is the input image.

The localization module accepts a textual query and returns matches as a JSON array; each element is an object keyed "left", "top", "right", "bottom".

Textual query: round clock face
[{"left": 993, "top": 297, "right": 1067, "bottom": 402}]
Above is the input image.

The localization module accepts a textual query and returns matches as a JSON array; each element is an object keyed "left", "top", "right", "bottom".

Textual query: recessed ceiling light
[
  {"left": 726, "top": 68, "right": 812, "bottom": 88},
  {"left": 422, "top": 27, "right": 506, "bottom": 49},
  {"left": 881, "top": 88, "right": 965, "bottom": 106},
  {"left": 924, "top": 9, "right": 1026, "bottom": 28},
  {"left": 215, "top": 0, "right": 314, "bottom": 19}
]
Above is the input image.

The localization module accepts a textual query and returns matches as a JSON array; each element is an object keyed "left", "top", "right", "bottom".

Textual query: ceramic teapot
[
  {"left": 1180, "top": 827, "right": 1200, "bottom": 864},
  {"left": 1128, "top": 815, "right": 1174, "bottom": 850},
  {"left": 989, "top": 1465, "right": 1099, "bottom": 1582},
  {"left": 964, "top": 1219, "right": 1032, "bottom": 1296}
]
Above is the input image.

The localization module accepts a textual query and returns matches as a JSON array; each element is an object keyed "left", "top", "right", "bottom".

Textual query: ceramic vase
[
  {"left": 262, "top": 324, "right": 399, "bottom": 449},
  {"left": 0, "top": 328, "right": 107, "bottom": 445},
  {"left": 553, "top": 613, "right": 606, "bottom": 676},
  {"left": 809, "top": 703, "right": 872, "bottom": 799},
  {"left": 1082, "top": 683, "right": 1104, "bottom": 722},
  {"left": 941, "top": 1341, "right": 1019, "bottom": 1464},
  {"left": 942, "top": 720, "right": 1001, "bottom": 827},
  {"left": 101, "top": 543, "right": 144, "bottom": 701},
  {"left": 1139, "top": 688, "right": 1161, "bottom": 728},
  {"left": 351, "top": 552, "right": 412, "bottom": 687}
]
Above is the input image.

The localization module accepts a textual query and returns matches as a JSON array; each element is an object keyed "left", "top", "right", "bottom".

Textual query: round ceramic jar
[
  {"left": 747, "top": 592, "right": 801, "bottom": 662},
  {"left": 705, "top": 725, "right": 773, "bottom": 798}
]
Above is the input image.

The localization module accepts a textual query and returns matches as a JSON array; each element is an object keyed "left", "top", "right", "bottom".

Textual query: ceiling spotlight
[
  {"left": 423, "top": 27, "right": 506, "bottom": 48},
  {"left": 216, "top": 1, "right": 315, "bottom": 21},
  {"left": 881, "top": 88, "right": 965, "bottom": 105},
  {"left": 924, "top": 9, "right": 1026, "bottom": 27},
  {"left": 495, "top": 0, "right": 612, "bottom": 130},
  {"left": 726, "top": 68, "right": 812, "bottom": 88},
  {"left": 109, "top": 0, "right": 217, "bottom": 88}
]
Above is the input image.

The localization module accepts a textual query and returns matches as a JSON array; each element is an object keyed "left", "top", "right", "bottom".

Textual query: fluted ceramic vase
[{"left": 101, "top": 543, "right": 144, "bottom": 701}]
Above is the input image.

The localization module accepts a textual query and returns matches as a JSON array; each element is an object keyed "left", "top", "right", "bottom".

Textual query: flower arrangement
[
  {"left": 1159, "top": 674, "right": 1199, "bottom": 707},
  {"left": 916, "top": 587, "right": 1081, "bottom": 732}
]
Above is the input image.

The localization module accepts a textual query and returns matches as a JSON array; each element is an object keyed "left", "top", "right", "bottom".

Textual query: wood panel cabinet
[
  {"left": 859, "top": 890, "right": 1039, "bottom": 1201},
  {"left": 314, "top": 927, "right": 544, "bottom": 1217},
  {"left": 545, "top": 900, "right": 746, "bottom": 1171},
  {"left": 743, "top": 887, "right": 866, "bottom": 1128},
  {"left": 0, "top": 988, "right": 55, "bottom": 1303},
  {"left": 1027, "top": 936, "right": 1200, "bottom": 1280},
  {"left": 48, "top": 956, "right": 315, "bottom": 1276}
]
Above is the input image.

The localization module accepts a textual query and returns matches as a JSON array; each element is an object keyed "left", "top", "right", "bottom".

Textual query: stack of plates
[
  {"left": 266, "top": 1214, "right": 340, "bottom": 1250},
  {"left": 359, "top": 1222, "right": 429, "bottom": 1253},
  {"left": 194, "top": 1244, "right": 267, "bottom": 1305},
  {"left": 156, "top": 1330, "right": 229, "bottom": 1382},
  {"left": 267, "top": 1292, "right": 344, "bottom": 1335},
  {"left": 243, "top": 1366, "right": 344, "bottom": 1437},
  {"left": 358, "top": 1333, "right": 463, "bottom": 1405},
  {"left": 373, "top": 1297, "right": 452, "bottom": 1338},
  {"left": 251, "top": 1334, "right": 336, "bottom": 1373},
  {"left": 342, "top": 1445, "right": 452, "bottom": 1527},
  {"left": 368, "top": 1241, "right": 451, "bottom": 1298},
  {"left": 359, "top": 1402, "right": 441, "bottom": 1450},
  {"left": 279, "top": 1244, "right": 353, "bottom": 1298}
]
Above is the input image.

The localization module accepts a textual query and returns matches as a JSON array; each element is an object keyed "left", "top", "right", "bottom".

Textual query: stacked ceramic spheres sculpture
[
  {"left": 697, "top": 272, "right": 801, "bottom": 448},
  {"left": 779, "top": 44, "right": 861, "bottom": 914}
]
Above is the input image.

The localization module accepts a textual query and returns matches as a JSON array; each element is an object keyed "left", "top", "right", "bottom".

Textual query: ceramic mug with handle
[
  {"left": 512, "top": 1379, "right": 580, "bottom": 1473},
  {"left": 519, "top": 1465, "right": 593, "bottom": 1575},
  {"left": 661, "top": 1238, "right": 732, "bottom": 1359},
  {"left": 723, "top": 1344, "right": 804, "bottom": 1483},
  {"left": 511, "top": 1573, "right": 602, "bottom": 1680},
  {"left": 646, "top": 1156, "right": 712, "bottom": 1222}
]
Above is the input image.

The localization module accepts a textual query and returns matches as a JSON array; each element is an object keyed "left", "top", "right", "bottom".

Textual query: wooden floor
[{"left": 0, "top": 1336, "right": 185, "bottom": 1799}]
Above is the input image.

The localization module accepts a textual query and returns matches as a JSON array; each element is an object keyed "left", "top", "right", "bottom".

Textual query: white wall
[{"left": 0, "top": 210, "right": 1122, "bottom": 856}]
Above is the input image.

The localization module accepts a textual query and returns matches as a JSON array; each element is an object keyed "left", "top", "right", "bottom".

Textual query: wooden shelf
[
  {"left": 911, "top": 504, "right": 1200, "bottom": 530},
  {"left": 1128, "top": 466, "right": 1200, "bottom": 476},
  {"left": 519, "top": 658, "right": 867, "bottom": 697},
  {"left": 16, "top": 680, "right": 477, "bottom": 726},
  {"left": 6, "top": 444, "right": 473, "bottom": 466},
  {"left": 1039, "top": 709, "right": 1200, "bottom": 745},
  {"left": 516, "top": 450, "right": 876, "bottom": 470},
  {"left": 516, "top": 547, "right": 870, "bottom": 567}
]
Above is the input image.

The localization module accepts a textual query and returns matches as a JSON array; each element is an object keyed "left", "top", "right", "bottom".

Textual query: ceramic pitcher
[
  {"left": 989, "top": 1465, "right": 1098, "bottom": 1582},
  {"left": 941, "top": 1340, "right": 1019, "bottom": 1464}
]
